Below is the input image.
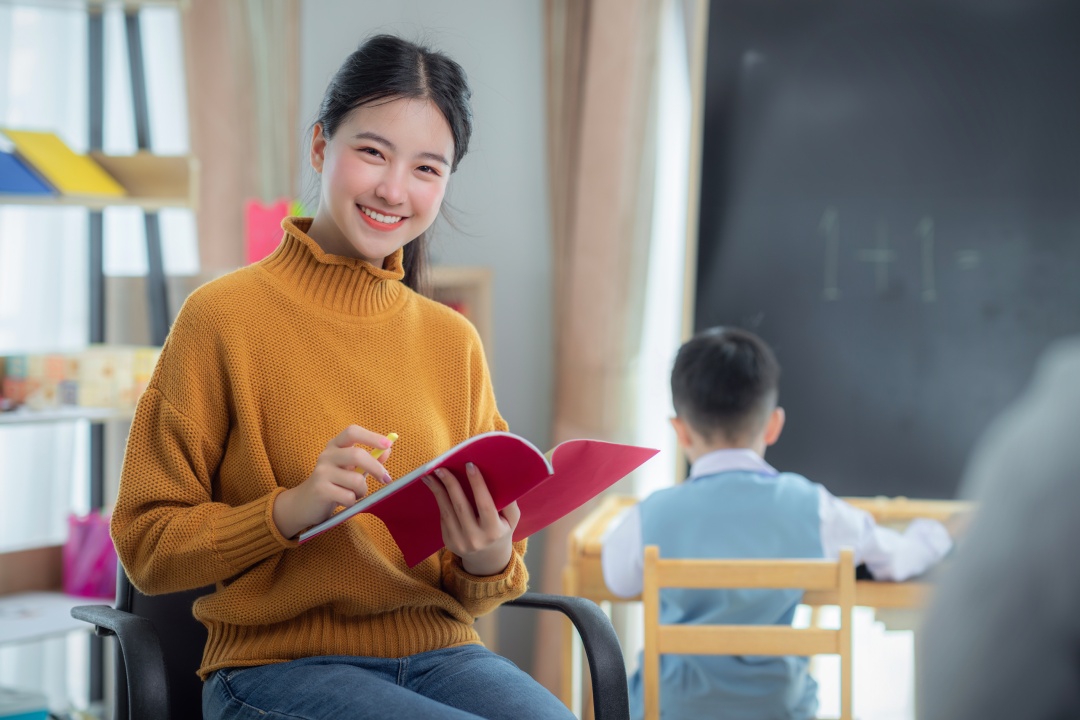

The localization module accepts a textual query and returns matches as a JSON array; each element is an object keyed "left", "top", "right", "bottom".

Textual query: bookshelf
[
  {"left": 0, "top": 406, "right": 133, "bottom": 426},
  {"left": 0, "top": 1, "right": 195, "bottom": 711}
]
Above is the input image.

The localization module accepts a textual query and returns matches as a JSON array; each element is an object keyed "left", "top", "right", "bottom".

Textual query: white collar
[{"left": 688, "top": 448, "right": 779, "bottom": 481}]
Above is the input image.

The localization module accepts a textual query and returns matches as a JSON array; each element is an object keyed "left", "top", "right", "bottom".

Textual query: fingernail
[
  {"left": 383, "top": 471, "right": 393, "bottom": 484},
  {"left": 422, "top": 475, "right": 432, "bottom": 486},
  {"left": 381, "top": 437, "right": 393, "bottom": 448},
  {"left": 466, "top": 462, "right": 476, "bottom": 474}
]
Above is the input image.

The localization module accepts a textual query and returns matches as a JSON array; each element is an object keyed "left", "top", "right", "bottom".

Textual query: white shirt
[{"left": 601, "top": 448, "right": 954, "bottom": 598}]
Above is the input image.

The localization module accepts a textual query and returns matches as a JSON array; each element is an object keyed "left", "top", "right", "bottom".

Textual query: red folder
[{"left": 298, "top": 432, "right": 659, "bottom": 566}]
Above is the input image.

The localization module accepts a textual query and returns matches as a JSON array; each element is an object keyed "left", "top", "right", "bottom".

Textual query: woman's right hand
[{"left": 272, "top": 425, "right": 395, "bottom": 539}]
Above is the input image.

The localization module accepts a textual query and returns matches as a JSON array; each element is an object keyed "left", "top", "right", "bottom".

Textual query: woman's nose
[{"left": 375, "top": 169, "right": 406, "bottom": 206}]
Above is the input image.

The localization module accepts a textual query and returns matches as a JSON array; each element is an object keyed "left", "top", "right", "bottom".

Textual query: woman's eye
[
  {"left": 417, "top": 165, "right": 440, "bottom": 176},
  {"left": 359, "top": 147, "right": 383, "bottom": 158}
]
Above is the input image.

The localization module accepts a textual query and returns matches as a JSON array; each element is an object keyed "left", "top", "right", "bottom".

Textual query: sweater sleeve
[{"left": 110, "top": 299, "right": 294, "bottom": 596}]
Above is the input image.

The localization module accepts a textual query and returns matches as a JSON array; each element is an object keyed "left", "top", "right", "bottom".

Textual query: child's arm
[
  {"left": 600, "top": 506, "right": 644, "bottom": 598},
  {"left": 818, "top": 488, "right": 953, "bottom": 581}
]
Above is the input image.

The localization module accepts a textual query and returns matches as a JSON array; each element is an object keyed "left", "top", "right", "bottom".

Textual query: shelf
[
  {"left": 0, "top": 406, "right": 133, "bottom": 426},
  {"left": 0, "top": 592, "right": 104, "bottom": 647},
  {"left": 0, "top": 0, "right": 188, "bottom": 10},
  {"left": 0, "top": 152, "right": 198, "bottom": 211}
]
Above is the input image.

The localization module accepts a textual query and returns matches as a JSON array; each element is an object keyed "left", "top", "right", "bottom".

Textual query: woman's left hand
[{"left": 423, "top": 463, "right": 520, "bottom": 576}]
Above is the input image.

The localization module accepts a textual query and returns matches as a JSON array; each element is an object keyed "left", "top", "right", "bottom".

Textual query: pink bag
[{"left": 64, "top": 511, "right": 117, "bottom": 599}]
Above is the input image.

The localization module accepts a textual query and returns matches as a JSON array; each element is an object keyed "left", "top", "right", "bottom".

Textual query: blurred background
[{"left": 1, "top": 1, "right": 1076, "bottom": 718}]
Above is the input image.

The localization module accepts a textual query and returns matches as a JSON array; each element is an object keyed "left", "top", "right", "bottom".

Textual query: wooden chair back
[{"left": 643, "top": 545, "right": 855, "bottom": 720}]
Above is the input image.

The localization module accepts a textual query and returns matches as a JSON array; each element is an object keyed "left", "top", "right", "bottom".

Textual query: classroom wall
[{"left": 298, "top": 0, "right": 553, "bottom": 670}]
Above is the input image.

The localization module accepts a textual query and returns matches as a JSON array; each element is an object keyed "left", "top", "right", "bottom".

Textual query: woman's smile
[{"left": 357, "top": 204, "right": 406, "bottom": 230}]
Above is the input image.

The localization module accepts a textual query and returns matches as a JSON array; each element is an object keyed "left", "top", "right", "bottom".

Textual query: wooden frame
[
  {"left": 430, "top": 266, "right": 493, "bottom": 355},
  {"left": 643, "top": 545, "right": 855, "bottom": 720}
]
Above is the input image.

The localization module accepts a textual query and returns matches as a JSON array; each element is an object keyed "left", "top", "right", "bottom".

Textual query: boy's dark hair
[
  {"left": 670, "top": 326, "right": 781, "bottom": 442},
  {"left": 314, "top": 34, "right": 473, "bottom": 294}
]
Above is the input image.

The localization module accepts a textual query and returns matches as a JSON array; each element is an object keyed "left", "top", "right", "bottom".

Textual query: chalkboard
[{"left": 694, "top": 0, "right": 1080, "bottom": 499}]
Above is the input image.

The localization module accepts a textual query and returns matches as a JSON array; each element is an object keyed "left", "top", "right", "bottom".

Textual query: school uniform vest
[{"left": 631, "top": 470, "right": 824, "bottom": 720}]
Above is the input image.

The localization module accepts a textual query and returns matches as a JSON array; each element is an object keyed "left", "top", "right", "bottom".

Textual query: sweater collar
[{"left": 260, "top": 217, "right": 407, "bottom": 317}]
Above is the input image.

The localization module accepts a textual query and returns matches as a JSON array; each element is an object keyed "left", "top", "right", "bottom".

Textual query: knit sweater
[{"left": 110, "top": 217, "right": 528, "bottom": 680}]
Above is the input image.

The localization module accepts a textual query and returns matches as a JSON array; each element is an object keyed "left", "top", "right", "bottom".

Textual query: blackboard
[{"left": 694, "top": 0, "right": 1080, "bottom": 499}]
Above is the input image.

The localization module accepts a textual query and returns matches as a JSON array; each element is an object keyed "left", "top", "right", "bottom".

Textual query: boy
[{"left": 602, "top": 326, "right": 953, "bottom": 720}]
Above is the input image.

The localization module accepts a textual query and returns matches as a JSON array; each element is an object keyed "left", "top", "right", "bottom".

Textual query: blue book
[{"left": 0, "top": 151, "right": 55, "bottom": 195}]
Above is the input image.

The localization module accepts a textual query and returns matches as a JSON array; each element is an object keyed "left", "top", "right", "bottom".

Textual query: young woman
[{"left": 110, "top": 34, "right": 574, "bottom": 720}]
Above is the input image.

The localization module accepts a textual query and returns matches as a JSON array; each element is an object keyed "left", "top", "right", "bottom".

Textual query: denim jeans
[{"left": 202, "top": 645, "right": 576, "bottom": 719}]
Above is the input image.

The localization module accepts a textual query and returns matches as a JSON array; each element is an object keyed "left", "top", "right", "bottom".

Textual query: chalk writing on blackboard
[
  {"left": 918, "top": 217, "right": 936, "bottom": 302},
  {"left": 820, "top": 207, "right": 841, "bottom": 300}
]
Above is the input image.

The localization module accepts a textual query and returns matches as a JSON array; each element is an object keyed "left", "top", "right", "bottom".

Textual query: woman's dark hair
[
  {"left": 315, "top": 34, "right": 473, "bottom": 293},
  {"left": 670, "top": 326, "right": 781, "bottom": 443}
]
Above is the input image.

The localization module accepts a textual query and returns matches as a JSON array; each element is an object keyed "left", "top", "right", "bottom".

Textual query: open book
[{"left": 298, "top": 431, "right": 659, "bottom": 566}]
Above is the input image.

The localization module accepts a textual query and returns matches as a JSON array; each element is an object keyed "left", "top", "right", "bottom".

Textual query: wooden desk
[{"left": 561, "top": 494, "right": 970, "bottom": 711}]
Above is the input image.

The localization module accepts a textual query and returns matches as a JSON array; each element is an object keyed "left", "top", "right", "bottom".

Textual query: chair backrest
[
  {"left": 642, "top": 545, "right": 855, "bottom": 720},
  {"left": 114, "top": 570, "right": 211, "bottom": 720}
]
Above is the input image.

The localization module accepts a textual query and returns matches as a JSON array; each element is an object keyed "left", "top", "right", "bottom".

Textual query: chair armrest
[
  {"left": 71, "top": 604, "right": 172, "bottom": 720},
  {"left": 504, "top": 592, "right": 629, "bottom": 720}
]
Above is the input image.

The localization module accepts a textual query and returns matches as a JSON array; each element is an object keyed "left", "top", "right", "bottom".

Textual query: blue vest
[{"left": 630, "top": 470, "right": 823, "bottom": 720}]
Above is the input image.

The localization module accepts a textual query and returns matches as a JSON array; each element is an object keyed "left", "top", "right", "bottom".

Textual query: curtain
[
  {"left": 184, "top": 0, "right": 300, "bottom": 275},
  {"left": 535, "top": 0, "right": 665, "bottom": 694}
]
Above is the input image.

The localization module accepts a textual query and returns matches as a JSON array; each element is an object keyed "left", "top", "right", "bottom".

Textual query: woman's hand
[
  {"left": 423, "top": 463, "right": 520, "bottom": 576},
  {"left": 273, "top": 425, "right": 394, "bottom": 539}
]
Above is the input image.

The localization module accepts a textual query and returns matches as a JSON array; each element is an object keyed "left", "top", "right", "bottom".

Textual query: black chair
[{"left": 73, "top": 570, "right": 629, "bottom": 720}]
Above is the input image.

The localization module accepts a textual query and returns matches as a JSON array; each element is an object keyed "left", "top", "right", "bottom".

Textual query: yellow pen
[{"left": 370, "top": 432, "right": 398, "bottom": 461}]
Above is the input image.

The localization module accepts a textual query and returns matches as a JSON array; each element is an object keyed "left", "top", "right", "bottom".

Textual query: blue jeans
[{"left": 202, "top": 645, "right": 576, "bottom": 720}]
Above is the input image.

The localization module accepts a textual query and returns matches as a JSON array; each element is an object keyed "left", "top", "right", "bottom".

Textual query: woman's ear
[
  {"left": 310, "top": 123, "right": 327, "bottom": 174},
  {"left": 763, "top": 407, "right": 786, "bottom": 447}
]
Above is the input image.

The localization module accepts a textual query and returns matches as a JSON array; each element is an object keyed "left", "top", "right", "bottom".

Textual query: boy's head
[{"left": 670, "top": 326, "right": 784, "bottom": 457}]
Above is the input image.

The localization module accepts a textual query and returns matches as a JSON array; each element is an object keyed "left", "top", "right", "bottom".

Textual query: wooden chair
[{"left": 643, "top": 545, "right": 855, "bottom": 720}]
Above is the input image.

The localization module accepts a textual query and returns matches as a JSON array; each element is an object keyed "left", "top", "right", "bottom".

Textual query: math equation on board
[{"left": 818, "top": 207, "right": 982, "bottom": 303}]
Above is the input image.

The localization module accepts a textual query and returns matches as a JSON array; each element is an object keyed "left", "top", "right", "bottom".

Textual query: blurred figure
[{"left": 919, "top": 337, "right": 1080, "bottom": 719}]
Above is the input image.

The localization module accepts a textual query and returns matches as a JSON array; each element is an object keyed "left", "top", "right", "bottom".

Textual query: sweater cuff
[
  {"left": 443, "top": 547, "right": 527, "bottom": 600},
  {"left": 213, "top": 487, "right": 297, "bottom": 571}
]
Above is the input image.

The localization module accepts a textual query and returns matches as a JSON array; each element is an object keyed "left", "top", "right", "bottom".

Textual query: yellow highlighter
[{"left": 370, "top": 432, "right": 398, "bottom": 461}]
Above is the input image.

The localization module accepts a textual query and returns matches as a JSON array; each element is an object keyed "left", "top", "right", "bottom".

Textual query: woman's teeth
[{"left": 360, "top": 206, "right": 402, "bottom": 224}]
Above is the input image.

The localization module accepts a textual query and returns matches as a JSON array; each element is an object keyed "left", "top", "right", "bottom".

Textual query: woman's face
[{"left": 308, "top": 97, "right": 454, "bottom": 265}]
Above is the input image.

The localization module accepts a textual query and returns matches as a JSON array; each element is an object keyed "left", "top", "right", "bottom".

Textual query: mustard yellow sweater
[{"left": 111, "top": 217, "right": 528, "bottom": 680}]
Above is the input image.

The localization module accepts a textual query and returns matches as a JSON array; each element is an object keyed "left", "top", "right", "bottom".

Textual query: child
[
  {"left": 110, "top": 35, "right": 574, "bottom": 720},
  {"left": 601, "top": 326, "right": 954, "bottom": 720}
]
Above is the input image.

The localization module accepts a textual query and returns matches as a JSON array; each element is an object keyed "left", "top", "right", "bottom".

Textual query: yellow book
[{"left": 1, "top": 128, "right": 125, "bottom": 197}]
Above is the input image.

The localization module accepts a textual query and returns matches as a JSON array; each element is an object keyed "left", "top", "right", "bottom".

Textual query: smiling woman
[{"left": 108, "top": 33, "right": 576, "bottom": 720}]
